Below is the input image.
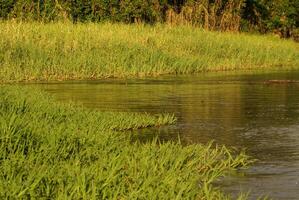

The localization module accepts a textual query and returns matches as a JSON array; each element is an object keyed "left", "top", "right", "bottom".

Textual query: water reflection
[{"left": 38, "top": 70, "right": 299, "bottom": 199}]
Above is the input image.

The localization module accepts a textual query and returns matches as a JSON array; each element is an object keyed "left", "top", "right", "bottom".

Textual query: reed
[
  {"left": 0, "top": 86, "right": 252, "bottom": 199},
  {"left": 166, "top": 0, "right": 244, "bottom": 31},
  {"left": 0, "top": 21, "right": 298, "bottom": 83}
]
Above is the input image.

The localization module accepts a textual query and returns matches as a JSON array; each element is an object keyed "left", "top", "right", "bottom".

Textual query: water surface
[{"left": 39, "top": 70, "right": 299, "bottom": 199}]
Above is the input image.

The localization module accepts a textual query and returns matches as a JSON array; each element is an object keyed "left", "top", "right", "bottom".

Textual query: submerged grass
[
  {"left": 0, "top": 21, "right": 298, "bottom": 82},
  {"left": 0, "top": 86, "right": 252, "bottom": 199}
]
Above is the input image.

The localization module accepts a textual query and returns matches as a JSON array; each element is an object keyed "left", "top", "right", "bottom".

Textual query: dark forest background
[{"left": 1, "top": 0, "right": 298, "bottom": 38}]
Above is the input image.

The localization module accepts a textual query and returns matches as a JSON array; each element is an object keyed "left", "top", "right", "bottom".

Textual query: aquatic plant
[
  {"left": 0, "top": 22, "right": 298, "bottom": 83},
  {"left": 0, "top": 86, "right": 251, "bottom": 199}
]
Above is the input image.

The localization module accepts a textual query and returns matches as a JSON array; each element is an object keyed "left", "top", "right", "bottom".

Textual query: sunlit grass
[
  {"left": 0, "top": 21, "right": 298, "bottom": 83},
  {"left": 0, "top": 86, "right": 252, "bottom": 199}
]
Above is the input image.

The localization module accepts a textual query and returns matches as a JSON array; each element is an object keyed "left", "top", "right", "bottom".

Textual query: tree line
[{"left": 1, "top": 0, "right": 298, "bottom": 38}]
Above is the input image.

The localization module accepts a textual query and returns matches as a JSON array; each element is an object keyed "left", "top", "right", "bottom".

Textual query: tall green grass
[
  {"left": 0, "top": 21, "right": 298, "bottom": 82},
  {"left": 0, "top": 86, "right": 251, "bottom": 199}
]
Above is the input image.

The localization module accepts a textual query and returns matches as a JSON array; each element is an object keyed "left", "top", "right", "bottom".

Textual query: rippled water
[{"left": 38, "top": 70, "right": 299, "bottom": 199}]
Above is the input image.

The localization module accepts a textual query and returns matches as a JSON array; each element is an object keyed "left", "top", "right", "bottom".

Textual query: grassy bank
[
  {"left": 0, "top": 86, "right": 251, "bottom": 199},
  {"left": 0, "top": 21, "right": 298, "bottom": 82}
]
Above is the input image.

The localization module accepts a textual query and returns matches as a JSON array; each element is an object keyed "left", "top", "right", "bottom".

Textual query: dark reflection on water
[{"left": 38, "top": 70, "right": 299, "bottom": 200}]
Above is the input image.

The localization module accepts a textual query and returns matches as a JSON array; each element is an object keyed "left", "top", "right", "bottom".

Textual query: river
[{"left": 38, "top": 70, "right": 299, "bottom": 199}]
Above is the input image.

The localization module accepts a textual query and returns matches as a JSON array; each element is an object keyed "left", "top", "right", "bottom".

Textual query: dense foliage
[
  {"left": 0, "top": 0, "right": 298, "bottom": 38},
  {"left": 0, "top": 86, "right": 251, "bottom": 199},
  {"left": 1, "top": 22, "right": 298, "bottom": 83}
]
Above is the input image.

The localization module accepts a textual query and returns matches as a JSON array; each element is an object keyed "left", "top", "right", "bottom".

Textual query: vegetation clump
[
  {"left": 0, "top": 86, "right": 251, "bottom": 199},
  {"left": 1, "top": 0, "right": 298, "bottom": 38},
  {"left": 1, "top": 22, "right": 298, "bottom": 83}
]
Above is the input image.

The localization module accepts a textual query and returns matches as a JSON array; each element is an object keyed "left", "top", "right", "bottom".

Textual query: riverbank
[
  {"left": 1, "top": 21, "right": 298, "bottom": 83},
  {"left": 0, "top": 86, "right": 251, "bottom": 199}
]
